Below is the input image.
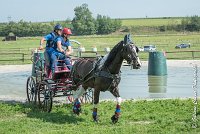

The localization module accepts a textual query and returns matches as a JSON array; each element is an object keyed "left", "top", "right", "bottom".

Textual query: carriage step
[
  {"left": 63, "top": 92, "right": 73, "bottom": 96},
  {"left": 56, "top": 86, "right": 66, "bottom": 88},
  {"left": 65, "top": 81, "right": 72, "bottom": 84}
]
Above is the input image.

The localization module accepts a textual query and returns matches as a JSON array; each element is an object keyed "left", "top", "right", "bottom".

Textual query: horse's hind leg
[
  {"left": 72, "top": 85, "right": 85, "bottom": 115},
  {"left": 92, "top": 89, "right": 100, "bottom": 122},
  {"left": 110, "top": 87, "right": 122, "bottom": 124}
]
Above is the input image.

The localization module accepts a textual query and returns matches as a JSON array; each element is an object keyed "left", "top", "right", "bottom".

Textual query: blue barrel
[
  {"left": 32, "top": 52, "right": 44, "bottom": 77},
  {"left": 148, "top": 51, "right": 167, "bottom": 76}
]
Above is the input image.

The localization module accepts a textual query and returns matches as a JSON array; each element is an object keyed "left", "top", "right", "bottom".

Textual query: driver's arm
[
  {"left": 39, "top": 37, "right": 46, "bottom": 49},
  {"left": 39, "top": 34, "right": 52, "bottom": 50},
  {"left": 57, "top": 41, "right": 65, "bottom": 53},
  {"left": 65, "top": 46, "right": 72, "bottom": 56}
]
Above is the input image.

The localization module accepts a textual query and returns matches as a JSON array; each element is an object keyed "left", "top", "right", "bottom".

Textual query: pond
[{"left": 0, "top": 66, "right": 199, "bottom": 101}]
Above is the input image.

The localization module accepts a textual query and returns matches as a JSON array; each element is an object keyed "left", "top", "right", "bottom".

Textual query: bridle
[{"left": 123, "top": 44, "right": 139, "bottom": 65}]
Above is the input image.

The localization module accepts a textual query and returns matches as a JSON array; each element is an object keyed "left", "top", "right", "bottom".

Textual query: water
[
  {"left": 0, "top": 66, "right": 199, "bottom": 100},
  {"left": 0, "top": 71, "right": 30, "bottom": 98},
  {"left": 101, "top": 66, "right": 199, "bottom": 99}
]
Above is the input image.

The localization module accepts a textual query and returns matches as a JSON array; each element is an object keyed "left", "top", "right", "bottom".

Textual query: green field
[
  {"left": 121, "top": 18, "right": 182, "bottom": 27},
  {"left": 0, "top": 99, "right": 199, "bottom": 134},
  {"left": 0, "top": 17, "right": 200, "bottom": 64},
  {"left": 0, "top": 33, "right": 200, "bottom": 64}
]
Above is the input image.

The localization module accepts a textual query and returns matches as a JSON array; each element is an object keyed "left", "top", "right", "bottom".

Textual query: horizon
[{"left": 0, "top": 16, "right": 195, "bottom": 23}]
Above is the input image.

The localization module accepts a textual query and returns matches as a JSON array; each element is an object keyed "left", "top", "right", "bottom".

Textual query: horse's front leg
[
  {"left": 110, "top": 87, "right": 122, "bottom": 124},
  {"left": 72, "top": 85, "right": 85, "bottom": 115},
  {"left": 92, "top": 89, "right": 100, "bottom": 122}
]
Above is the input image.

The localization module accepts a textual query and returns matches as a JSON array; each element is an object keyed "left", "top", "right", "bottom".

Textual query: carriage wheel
[
  {"left": 26, "top": 76, "right": 37, "bottom": 104},
  {"left": 80, "top": 88, "right": 93, "bottom": 104},
  {"left": 38, "top": 81, "right": 53, "bottom": 112}
]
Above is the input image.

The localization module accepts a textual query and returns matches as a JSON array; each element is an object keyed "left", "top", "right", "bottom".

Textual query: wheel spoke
[
  {"left": 38, "top": 81, "right": 52, "bottom": 112},
  {"left": 26, "top": 76, "right": 36, "bottom": 103}
]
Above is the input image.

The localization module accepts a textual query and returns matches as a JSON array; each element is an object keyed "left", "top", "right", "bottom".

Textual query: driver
[{"left": 39, "top": 24, "right": 63, "bottom": 68}]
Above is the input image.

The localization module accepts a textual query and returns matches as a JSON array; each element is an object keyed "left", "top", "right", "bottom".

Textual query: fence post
[
  {"left": 22, "top": 53, "right": 25, "bottom": 62},
  {"left": 192, "top": 51, "right": 194, "bottom": 59}
]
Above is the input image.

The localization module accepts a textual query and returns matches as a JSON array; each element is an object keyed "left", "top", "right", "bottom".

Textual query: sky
[{"left": 0, "top": 0, "right": 200, "bottom": 22}]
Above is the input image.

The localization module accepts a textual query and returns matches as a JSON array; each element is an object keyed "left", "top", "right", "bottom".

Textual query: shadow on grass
[{"left": 0, "top": 100, "right": 85, "bottom": 124}]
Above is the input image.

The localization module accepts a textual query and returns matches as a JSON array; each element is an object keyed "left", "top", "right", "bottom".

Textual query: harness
[
  {"left": 94, "top": 69, "right": 121, "bottom": 91},
  {"left": 71, "top": 57, "right": 121, "bottom": 91}
]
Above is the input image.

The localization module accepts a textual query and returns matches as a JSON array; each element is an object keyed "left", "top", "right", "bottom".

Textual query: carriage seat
[{"left": 54, "top": 60, "right": 71, "bottom": 73}]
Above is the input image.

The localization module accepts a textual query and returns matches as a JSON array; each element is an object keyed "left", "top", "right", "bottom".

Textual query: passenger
[
  {"left": 51, "top": 28, "right": 73, "bottom": 72},
  {"left": 39, "top": 24, "right": 63, "bottom": 68},
  {"left": 61, "top": 28, "right": 73, "bottom": 70}
]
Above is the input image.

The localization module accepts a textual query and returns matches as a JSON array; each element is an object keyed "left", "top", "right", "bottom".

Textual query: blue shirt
[
  {"left": 44, "top": 32, "right": 60, "bottom": 48},
  {"left": 61, "top": 38, "right": 72, "bottom": 48},
  {"left": 52, "top": 36, "right": 62, "bottom": 50},
  {"left": 51, "top": 37, "right": 72, "bottom": 54}
]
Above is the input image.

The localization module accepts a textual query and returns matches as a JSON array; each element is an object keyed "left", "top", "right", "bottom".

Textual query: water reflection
[{"left": 148, "top": 75, "right": 167, "bottom": 98}]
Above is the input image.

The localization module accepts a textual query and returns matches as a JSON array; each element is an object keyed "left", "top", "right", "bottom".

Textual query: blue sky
[{"left": 0, "top": 0, "right": 199, "bottom": 22}]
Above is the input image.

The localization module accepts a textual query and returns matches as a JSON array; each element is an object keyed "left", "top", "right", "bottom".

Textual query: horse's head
[{"left": 122, "top": 34, "right": 141, "bottom": 69}]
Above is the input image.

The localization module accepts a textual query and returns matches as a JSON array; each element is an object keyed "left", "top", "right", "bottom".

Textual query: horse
[{"left": 70, "top": 34, "right": 141, "bottom": 123}]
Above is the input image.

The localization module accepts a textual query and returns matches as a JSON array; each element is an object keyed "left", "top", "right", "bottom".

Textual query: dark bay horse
[{"left": 71, "top": 34, "right": 141, "bottom": 123}]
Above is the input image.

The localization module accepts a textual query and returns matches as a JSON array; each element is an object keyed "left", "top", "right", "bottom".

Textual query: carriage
[{"left": 26, "top": 41, "right": 93, "bottom": 112}]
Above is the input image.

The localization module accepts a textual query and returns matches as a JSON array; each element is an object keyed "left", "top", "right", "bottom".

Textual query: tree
[
  {"left": 96, "top": 14, "right": 121, "bottom": 34},
  {"left": 182, "top": 15, "right": 200, "bottom": 32},
  {"left": 72, "top": 4, "right": 96, "bottom": 35}
]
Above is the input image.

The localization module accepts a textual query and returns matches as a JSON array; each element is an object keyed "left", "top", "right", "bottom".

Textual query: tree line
[
  {"left": 0, "top": 20, "right": 71, "bottom": 37},
  {"left": 158, "top": 15, "right": 200, "bottom": 32},
  {"left": 0, "top": 4, "right": 121, "bottom": 37},
  {"left": 0, "top": 3, "right": 199, "bottom": 37}
]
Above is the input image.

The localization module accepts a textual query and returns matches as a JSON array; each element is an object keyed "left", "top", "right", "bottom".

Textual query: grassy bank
[
  {"left": 121, "top": 18, "right": 182, "bottom": 27},
  {"left": 0, "top": 99, "right": 199, "bottom": 134}
]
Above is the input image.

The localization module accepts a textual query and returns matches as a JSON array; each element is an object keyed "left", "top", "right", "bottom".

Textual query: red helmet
[{"left": 62, "top": 28, "right": 72, "bottom": 35}]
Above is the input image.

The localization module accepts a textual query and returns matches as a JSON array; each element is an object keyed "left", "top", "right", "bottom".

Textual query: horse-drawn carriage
[
  {"left": 26, "top": 34, "right": 141, "bottom": 123},
  {"left": 26, "top": 41, "right": 93, "bottom": 112}
]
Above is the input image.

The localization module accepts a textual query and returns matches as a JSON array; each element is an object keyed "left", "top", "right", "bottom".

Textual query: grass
[
  {"left": 1, "top": 34, "right": 200, "bottom": 51},
  {"left": 0, "top": 99, "right": 199, "bottom": 134},
  {"left": 121, "top": 18, "right": 182, "bottom": 27},
  {"left": 0, "top": 33, "right": 200, "bottom": 65}
]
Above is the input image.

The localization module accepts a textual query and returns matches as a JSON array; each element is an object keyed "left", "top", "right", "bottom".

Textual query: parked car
[
  {"left": 143, "top": 45, "right": 156, "bottom": 52},
  {"left": 175, "top": 43, "right": 190, "bottom": 49}
]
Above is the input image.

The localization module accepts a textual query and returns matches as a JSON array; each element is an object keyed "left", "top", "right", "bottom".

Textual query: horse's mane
[{"left": 104, "top": 41, "right": 124, "bottom": 67}]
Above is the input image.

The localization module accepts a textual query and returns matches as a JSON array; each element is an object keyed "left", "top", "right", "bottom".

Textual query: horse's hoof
[
  {"left": 93, "top": 115, "right": 98, "bottom": 122},
  {"left": 73, "top": 108, "right": 81, "bottom": 115},
  {"left": 111, "top": 115, "right": 118, "bottom": 124},
  {"left": 93, "top": 119, "right": 99, "bottom": 123}
]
